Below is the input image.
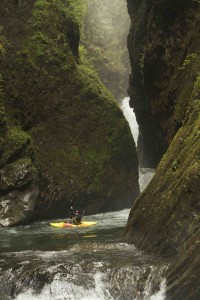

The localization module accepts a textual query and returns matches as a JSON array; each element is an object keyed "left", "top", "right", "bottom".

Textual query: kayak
[{"left": 50, "top": 221, "right": 97, "bottom": 228}]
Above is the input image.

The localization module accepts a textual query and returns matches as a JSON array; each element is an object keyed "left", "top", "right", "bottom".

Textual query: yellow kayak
[{"left": 50, "top": 221, "right": 97, "bottom": 228}]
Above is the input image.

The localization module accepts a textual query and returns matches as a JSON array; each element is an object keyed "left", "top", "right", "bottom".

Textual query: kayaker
[{"left": 70, "top": 206, "right": 85, "bottom": 225}]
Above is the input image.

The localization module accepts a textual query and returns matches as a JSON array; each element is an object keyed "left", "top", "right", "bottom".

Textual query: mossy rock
[
  {"left": 123, "top": 101, "right": 200, "bottom": 299},
  {"left": 0, "top": 158, "right": 37, "bottom": 191},
  {"left": 1, "top": 126, "right": 30, "bottom": 165},
  {"left": 0, "top": 0, "right": 139, "bottom": 221}
]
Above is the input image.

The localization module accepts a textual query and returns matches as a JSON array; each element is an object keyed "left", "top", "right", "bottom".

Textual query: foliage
[
  {"left": 180, "top": 52, "right": 199, "bottom": 69},
  {"left": 0, "top": 0, "right": 139, "bottom": 214},
  {"left": 192, "top": 73, "right": 200, "bottom": 99},
  {"left": 77, "top": 63, "right": 115, "bottom": 106},
  {"left": 16, "top": 0, "right": 77, "bottom": 73},
  {"left": 82, "top": 0, "right": 130, "bottom": 100},
  {"left": 2, "top": 126, "right": 30, "bottom": 164},
  {"left": 0, "top": 73, "right": 6, "bottom": 127},
  {"left": 33, "top": 0, "right": 86, "bottom": 26}
]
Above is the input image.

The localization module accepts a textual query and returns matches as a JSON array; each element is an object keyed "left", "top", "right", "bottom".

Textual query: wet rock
[
  {"left": 0, "top": 290, "right": 12, "bottom": 300},
  {"left": 0, "top": 184, "right": 39, "bottom": 227},
  {"left": 127, "top": 0, "right": 199, "bottom": 167},
  {"left": 0, "top": 158, "right": 36, "bottom": 191},
  {"left": 0, "top": 0, "right": 139, "bottom": 223},
  {"left": 123, "top": 101, "right": 200, "bottom": 299}
]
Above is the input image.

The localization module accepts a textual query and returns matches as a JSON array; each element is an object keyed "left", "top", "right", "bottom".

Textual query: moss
[
  {"left": 16, "top": 22, "right": 75, "bottom": 75},
  {"left": 174, "top": 81, "right": 194, "bottom": 123},
  {"left": 2, "top": 126, "right": 30, "bottom": 164},
  {"left": 0, "top": 73, "right": 6, "bottom": 128},
  {"left": 70, "top": 145, "right": 80, "bottom": 162},
  {"left": 124, "top": 101, "right": 200, "bottom": 255},
  {"left": 77, "top": 63, "right": 116, "bottom": 104},
  {"left": 175, "top": 52, "right": 200, "bottom": 122},
  {"left": 180, "top": 53, "right": 199, "bottom": 70},
  {"left": 192, "top": 73, "right": 200, "bottom": 99},
  {"left": 0, "top": 0, "right": 139, "bottom": 219}
]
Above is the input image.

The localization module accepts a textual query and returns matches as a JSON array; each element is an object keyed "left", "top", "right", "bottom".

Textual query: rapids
[
  {"left": 0, "top": 99, "right": 166, "bottom": 300},
  {"left": 0, "top": 210, "right": 169, "bottom": 300}
]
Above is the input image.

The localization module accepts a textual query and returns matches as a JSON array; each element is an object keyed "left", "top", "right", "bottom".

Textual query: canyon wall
[
  {"left": 0, "top": 0, "right": 139, "bottom": 226},
  {"left": 125, "top": 0, "right": 200, "bottom": 298},
  {"left": 127, "top": 0, "right": 200, "bottom": 167}
]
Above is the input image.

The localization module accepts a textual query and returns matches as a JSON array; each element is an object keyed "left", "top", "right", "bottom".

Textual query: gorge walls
[
  {"left": 127, "top": 0, "right": 200, "bottom": 167},
  {"left": 125, "top": 0, "right": 200, "bottom": 299},
  {"left": 0, "top": 0, "right": 139, "bottom": 226}
]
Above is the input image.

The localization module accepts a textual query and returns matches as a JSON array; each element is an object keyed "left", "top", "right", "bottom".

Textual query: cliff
[
  {"left": 124, "top": 100, "right": 200, "bottom": 299},
  {"left": 0, "top": 0, "right": 139, "bottom": 226},
  {"left": 124, "top": 0, "right": 200, "bottom": 299},
  {"left": 127, "top": 0, "right": 200, "bottom": 167}
]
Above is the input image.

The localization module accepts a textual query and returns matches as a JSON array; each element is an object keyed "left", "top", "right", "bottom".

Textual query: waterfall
[
  {"left": 120, "top": 97, "right": 139, "bottom": 145},
  {"left": 120, "top": 97, "right": 155, "bottom": 191},
  {"left": 139, "top": 168, "right": 155, "bottom": 192}
]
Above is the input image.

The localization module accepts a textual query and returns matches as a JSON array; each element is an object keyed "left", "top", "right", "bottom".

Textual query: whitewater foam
[
  {"left": 120, "top": 97, "right": 138, "bottom": 144},
  {"left": 15, "top": 273, "right": 166, "bottom": 300}
]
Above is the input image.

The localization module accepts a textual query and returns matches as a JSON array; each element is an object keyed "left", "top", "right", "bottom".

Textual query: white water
[
  {"left": 15, "top": 273, "right": 110, "bottom": 300},
  {"left": 15, "top": 276, "right": 166, "bottom": 300},
  {"left": 0, "top": 209, "right": 168, "bottom": 300},
  {"left": 120, "top": 97, "right": 155, "bottom": 191},
  {"left": 139, "top": 168, "right": 155, "bottom": 192},
  {"left": 120, "top": 97, "right": 139, "bottom": 145},
  {"left": 13, "top": 100, "right": 165, "bottom": 300}
]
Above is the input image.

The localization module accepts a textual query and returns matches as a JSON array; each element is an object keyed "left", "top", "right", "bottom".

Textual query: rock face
[
  {"left": 124, "top": 101, "right": 200, "bottom": 299},
  {"left": 0, "top": 0, "right": 139, "bottom": 226},
  {"left": 127, "top": 0, "right": 200, "bottom": 167},
  {"left": 125, "top": 0, "right": 200, "bottom": 299},
  {"left": 0, "top": 159, "right": 38, "bottom": 226},
  {"left": 124, "top": 101, "right": 200, "bottom": 252}
]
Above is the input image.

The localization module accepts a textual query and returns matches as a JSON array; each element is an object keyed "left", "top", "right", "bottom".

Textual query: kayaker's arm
[
  {"left": 70, "top": 206, "right": 75, "bottom": 219},
  {"left": 80, "top": 209, "right": 85, "bottom": 218}
]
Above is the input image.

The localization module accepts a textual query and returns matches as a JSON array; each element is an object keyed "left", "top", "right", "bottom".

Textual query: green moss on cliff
[
  {"left": 0, "top": 0, "right": 139, "bottom": 220},
  {"left": 2, "top": 127, "right": 30, "bottom": 164},
  {"left": 127, "top": 0, "right": 200, "bottom": 167},
  {"left": 0, "top": 74, "right": 6, "bottom": 128},
  {"left": 192, "top": 73, "right": 200, "bottom": 98},
  {"left": 16, "top": 0, "right": 77, "bottom": 75},
  {"left": 124, "top": 100, "right": 200, "bottom": 255}
]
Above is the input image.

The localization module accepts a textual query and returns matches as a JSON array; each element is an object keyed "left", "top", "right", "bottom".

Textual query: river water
[
  {"left": 0, "top": 209, "right": 169, "bottom": 300},
  {"left": 0, "top": 98, "right": 166, "bottom": 300}
]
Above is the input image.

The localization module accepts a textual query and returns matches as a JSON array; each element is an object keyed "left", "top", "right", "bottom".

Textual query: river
[
  {"left": 0, "top": 209, "right": 169, "bottom": 300},
  {"left": 0, "top": 98, "right": 167, "bottom": 300}
]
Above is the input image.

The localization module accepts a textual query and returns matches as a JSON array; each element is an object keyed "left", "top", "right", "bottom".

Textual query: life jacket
[{"left": 72, "top": 214, "right": 82, "bottom": 224}]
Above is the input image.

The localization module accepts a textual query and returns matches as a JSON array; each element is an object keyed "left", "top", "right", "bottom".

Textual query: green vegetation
[
  {"left": 0, "top": 74, "right": 6, "bottom": 128},
  {"left": 16, "top": 0, "right": 76, "bottom": 75},
  {"left": 82, "top": 0, "right": 130, "bottom": 100},
  {"left": 180, "top": 52, "right": 199, "bottom": 70},
  {"left": 0, "top": 30, "right": 7, "bottom": 129},
  {"left": 2, "top": 126, "right": 30, "bottom": 164},
  {"left": 0, "top": 0, "right": 139, "bottom": 223},
  {"left": 192, "top": 73, "right": 200, "bottom": 99}
]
